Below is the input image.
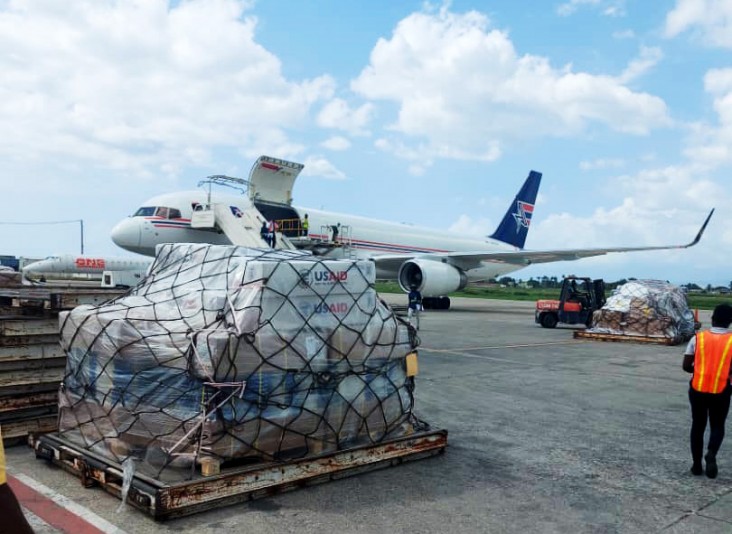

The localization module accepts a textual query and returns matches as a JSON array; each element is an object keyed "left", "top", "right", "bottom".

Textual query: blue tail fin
[{"left": 489, "top": 170, "right": 542, "bottom": 249}]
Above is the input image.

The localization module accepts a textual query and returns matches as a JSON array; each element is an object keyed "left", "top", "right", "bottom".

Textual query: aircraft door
[{"left": 248, "top": 156, "right": 304, "bottom": 206}]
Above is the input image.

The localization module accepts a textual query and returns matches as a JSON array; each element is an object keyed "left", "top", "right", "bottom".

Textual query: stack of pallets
[{"left": 0, "top": 271, "right": 125, "bottom": 446}]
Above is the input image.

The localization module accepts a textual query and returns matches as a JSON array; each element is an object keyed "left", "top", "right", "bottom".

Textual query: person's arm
[
  {"left": 682, "top": 336, "right": 696, "bottom": 373},
  {"left": 683, "top": 354, "right": 694, "bottom": 373}
]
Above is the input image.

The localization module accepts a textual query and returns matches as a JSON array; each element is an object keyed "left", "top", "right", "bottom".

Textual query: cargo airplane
[{"left": 110, "top": 156, "right": 714, "bottom": 309}]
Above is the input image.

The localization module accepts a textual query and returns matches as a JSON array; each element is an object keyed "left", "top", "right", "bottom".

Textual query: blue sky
[{"left": 1, "top": 0, "right": 730, "bottom": 286}]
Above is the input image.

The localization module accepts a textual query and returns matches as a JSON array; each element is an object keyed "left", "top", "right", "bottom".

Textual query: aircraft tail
[{"left": 489, "top": 170, "right": 542, "bottom": 249}]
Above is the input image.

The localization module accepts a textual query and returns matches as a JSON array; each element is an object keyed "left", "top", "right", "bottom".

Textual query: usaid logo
[
  {"left": 303, "top": 301, "right": 350, "bottom": 315},
  {"left": 310, "top": 269, "right": 349, "bottom": 284}
]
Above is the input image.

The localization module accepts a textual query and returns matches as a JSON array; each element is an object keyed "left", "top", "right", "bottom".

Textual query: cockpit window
[
  {"left": 134, "top": 206, "right": 180, "bottom": 218},
  {"left": 133, "top": 207, "right": 156, "bottom": 217}
]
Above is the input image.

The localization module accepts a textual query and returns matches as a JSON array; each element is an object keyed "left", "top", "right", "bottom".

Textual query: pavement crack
[{"left": 659, "top": 486, "right": 732, "bottom": 531}]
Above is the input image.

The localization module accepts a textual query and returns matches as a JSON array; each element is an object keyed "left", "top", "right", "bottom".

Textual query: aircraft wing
[{"left": 372, "top": 208, "right": 715, "bottom": 273}]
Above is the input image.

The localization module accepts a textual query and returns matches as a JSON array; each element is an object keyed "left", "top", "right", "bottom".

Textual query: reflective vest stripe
[
  {"left": 693, "top": 331, "right": 732, "bottom": 393},
  {"left": 712, "top": 336, "right": 732, "bottom": 393},
  {"left": 0, "top": 426, "right": 5, "bottom": 485},
  {"left": 694, "top": 333, "right": 707, "bottom": 392}
]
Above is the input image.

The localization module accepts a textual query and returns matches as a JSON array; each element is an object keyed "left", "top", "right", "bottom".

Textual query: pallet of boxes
[
  {"left": 34, "top": 244, "right": 446, "bottom": 520},
  {"left": 575, "top": 279, "right": 696, "bottom": 345}
]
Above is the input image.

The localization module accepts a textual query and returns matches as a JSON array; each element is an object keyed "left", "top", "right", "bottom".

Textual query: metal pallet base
[
  {"left": 574, "top": 330, "right": 680, "bottom": 345},
  {"left": 34, "top": 429, "right": 448, "bottom": 521}
]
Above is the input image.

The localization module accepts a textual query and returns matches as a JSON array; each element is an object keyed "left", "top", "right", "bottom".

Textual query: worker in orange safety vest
[
  {"left": 0, "top": 426, "right": 34, "bottom": 533},
  {"left": 683, "top": 303, "right": 732, "bottom": 478}
]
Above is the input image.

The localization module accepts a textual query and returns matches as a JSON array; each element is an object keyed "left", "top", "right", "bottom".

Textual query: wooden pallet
[
  {"left": 35, "top": 427, "right": 448, "bottom": 520},
  {"left": 2, "top": 415, "right": 58, "bottom": 447},
  {"left": 573, "top": 330, "right": 681, "bottom": 345}
]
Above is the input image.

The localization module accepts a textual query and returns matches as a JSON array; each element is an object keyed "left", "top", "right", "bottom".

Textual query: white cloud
[
  {"left": 612, "top": 29, "right": 635, "bottom": 39},
  {"left": 557, "top": 0, "right": 601, "bottom": 17},
  {"left": 352, "top": 7, "right": 669, "bottom": 169},
  {"left": 316, "top": 98, "right": 373, "bottom": 134},
  {"left": 618, "top": 46, "right": 663, "bottom": 83},
  {"left": 682, "top": 68, "right": 732, "bottom": 167},
  {"left": 603, "top": 5, "right": 626, "bottom": 17},
  {"left": 301, "top": 155, "right": 346, "bottom": 180},
  {"left": 374, "top": 136, "right": 502, "bottom": 174},
  {"left": 321, "top": 136, "right": 351, "bottom": 151},
  {"left": 526, "top": 164, "right": 728, "bottom": 283},
  {"left": 665, "top": 0, "right": 732, "bottom": 48},
  {"left": 448, "top": 214, "right": 494, "bottom": 236},
  {"left": 579, "top": 158, "right": 625, "bottom": 170},
  {"left": 556, "top": 0, "right": 625, "bottom": 17},
  {"left": 0, "top": 0, "right": 334, "bottom": 178}
]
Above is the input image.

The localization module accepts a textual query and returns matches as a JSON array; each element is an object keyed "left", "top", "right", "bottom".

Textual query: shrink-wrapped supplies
[
  {"left": 57, "top": 244, "right": 416, "bottom": 481},
  {"left": 588, "top": 280, "right": 695, "bottom": 343}
]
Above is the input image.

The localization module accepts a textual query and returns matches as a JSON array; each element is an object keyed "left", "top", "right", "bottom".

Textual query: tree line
[{"left": 490, "top": 276, "right": 732, "bottom": 293}]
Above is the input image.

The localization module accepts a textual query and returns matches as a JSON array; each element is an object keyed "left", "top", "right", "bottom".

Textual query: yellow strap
[
  {"left": 0, "top": 425, "right": 6, "bottom": 485},
  {"left": 712, "top": 336, "right": 732, "bottom": 393}
]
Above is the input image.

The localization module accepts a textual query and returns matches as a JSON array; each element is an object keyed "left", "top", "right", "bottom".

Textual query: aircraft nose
[
  {"left": 111, "top": 218, "right": 141, "bottom": 251},
  {"left": 21, "top": 260, "right": 44, "bottom": 274}
]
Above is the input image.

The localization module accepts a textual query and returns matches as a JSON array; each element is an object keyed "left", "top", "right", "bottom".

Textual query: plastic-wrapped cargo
[
  {"left": 57, "top": 244, "right": 419, "bottom": 481},
  {"left": 588, "top": 279, "right": 695, "bottom": 343}
]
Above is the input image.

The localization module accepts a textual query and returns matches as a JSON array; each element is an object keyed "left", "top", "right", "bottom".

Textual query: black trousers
[
  {"left": 689, "top": 385, "right": 732, "bottom": 463},
  {"left": 0, "top": 483, "right": 33, "bottom": 534}
]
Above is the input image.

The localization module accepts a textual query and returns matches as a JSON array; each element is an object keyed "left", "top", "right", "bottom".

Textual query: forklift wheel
[{"left": 540, "top": 313, "right": 558, "bottom": 329}]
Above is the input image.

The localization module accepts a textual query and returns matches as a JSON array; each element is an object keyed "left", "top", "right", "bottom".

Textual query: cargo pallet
[
  {"left": 573, "top": 330, "right": 681, "bottom": 346},
  {"left": 0, "top": 280, "right": 125, "bottom": 446},
  {"left": 34, "top": 429, "right": 448, "bottom": 520},
  {"left": 0, "top": 286, "right": 125, "bottom": 315}
]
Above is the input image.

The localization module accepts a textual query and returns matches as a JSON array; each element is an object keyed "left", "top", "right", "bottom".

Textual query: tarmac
[{"left": 5, "top": 296, "right": 732, "bottom": 534}]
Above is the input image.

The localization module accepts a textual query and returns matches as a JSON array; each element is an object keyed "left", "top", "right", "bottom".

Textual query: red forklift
[{"left": 535, "top": 276, "right": 606, "bottom": 328}]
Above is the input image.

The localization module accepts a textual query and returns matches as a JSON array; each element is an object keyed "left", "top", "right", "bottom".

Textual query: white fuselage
[
  {"left": 110, "top": 191, "right": 520, "bottom": 282},
  {"left": 22, "top": 254, "right": 152, "bottom": 279}
]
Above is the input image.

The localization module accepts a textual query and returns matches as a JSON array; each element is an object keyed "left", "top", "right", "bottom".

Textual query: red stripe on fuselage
[{"left": 144, "top": 217, "right": 191, "bottom": 222}]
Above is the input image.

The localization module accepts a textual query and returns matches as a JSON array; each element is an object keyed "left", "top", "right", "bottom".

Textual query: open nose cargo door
[{"left": 248, "top": 156, "right": 304, "bottom": 207}]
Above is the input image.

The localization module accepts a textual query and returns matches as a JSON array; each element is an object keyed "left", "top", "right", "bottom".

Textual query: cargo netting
[
  {"left": 58, "top": 244, "right": 422, "bottom": 481},
  {"left": 588, "top": 279, "right": 696, "bottom": 343}
]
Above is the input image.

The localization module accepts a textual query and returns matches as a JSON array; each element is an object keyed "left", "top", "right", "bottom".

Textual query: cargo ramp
[
  {"left": 191, "top": 203, "right": 295, "bottom": 250},
  {"left": 212, "top": 204, "right": 295, "bottom": 250}
]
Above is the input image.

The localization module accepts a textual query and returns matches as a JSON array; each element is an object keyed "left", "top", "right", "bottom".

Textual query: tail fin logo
[{"left": 512, "top": 201, "right": 534, "bottom": 232}]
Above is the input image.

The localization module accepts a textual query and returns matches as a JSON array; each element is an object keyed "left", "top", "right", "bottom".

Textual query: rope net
[
  {"left": 57, "top": 244, "right": 421, "bottom": 481},
  {"left": 588, "top": 279, "right": 696, "bottom": 343}
]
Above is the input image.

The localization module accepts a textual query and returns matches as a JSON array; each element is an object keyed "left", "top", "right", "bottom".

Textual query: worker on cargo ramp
[
  {"left": 0, "top": 426, "right": 34, "bottom": 533},
  {"left": 683, "top": 303, "right": 732, "bottom": 478},
  {"left": 260, "top": 221, "right": 270, "bottom": 247},
  {"left": 267, "top": 220, "right": 279, "bottom": 248},
  {"left": 301, "top": 213, "right": 309, "bottom": 237}
]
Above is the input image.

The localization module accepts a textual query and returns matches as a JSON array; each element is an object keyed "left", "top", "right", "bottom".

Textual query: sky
[{"left": 1, "top": 0, "right": 731, "bottom": 287}]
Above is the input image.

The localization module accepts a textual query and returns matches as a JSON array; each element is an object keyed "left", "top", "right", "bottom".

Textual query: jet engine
[{"left": 397, "top": 259, "right": 468, "bottom": 297}]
